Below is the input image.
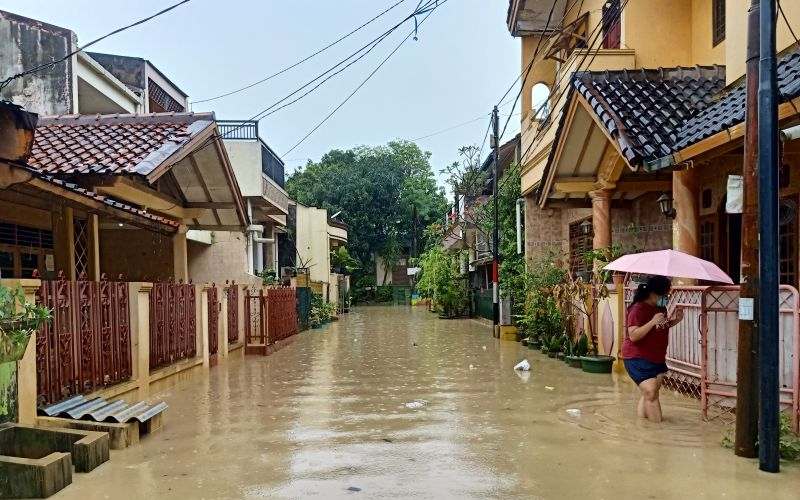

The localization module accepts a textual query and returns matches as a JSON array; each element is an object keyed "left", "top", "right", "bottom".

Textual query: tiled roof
[
  {"left": 675, "top": 47, "right": 800, "bottom": 150},
  {"left": 573, "top": 66, "right": 725, "bottom": 167},
  {"left": 35, "top": 172, "right": 180, "bottom": 229},
  {"left": 27, "top": 112, "right": 214, "bottom": 176}
]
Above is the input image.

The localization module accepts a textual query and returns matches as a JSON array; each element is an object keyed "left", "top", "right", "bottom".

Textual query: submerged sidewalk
[{"left": 56, "top": 306, "right": 800, "bottom": 499}]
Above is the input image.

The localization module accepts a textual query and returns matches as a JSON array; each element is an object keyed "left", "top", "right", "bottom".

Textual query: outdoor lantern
[
  {"left": 657, "top": 192, "right": 676, "bottom": 219},
  {"left": 580, "top": 219, "right": 592, "bottom": 235}
]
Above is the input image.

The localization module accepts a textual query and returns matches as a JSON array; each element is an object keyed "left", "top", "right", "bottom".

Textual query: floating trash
[
  {"left": 404, "top": 400, "right": 427, "bottom": 409},
  {"left": 514, "top": 359, "right": 531, "bottom": 371},
  {"left": 545, "top": 386, "right": 555, "bottom": 391},
  {"left": 566, "top": 408, "right": 582, "bottom": 417}
]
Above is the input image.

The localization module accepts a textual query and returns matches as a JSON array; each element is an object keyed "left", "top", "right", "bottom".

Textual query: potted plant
[
  {"left": 565, "top": 334, "right": 589, "bottom": 368},
  {"left": 0, "top": 285, "right": 50, "bottom": 363},
  {"left": 546, "top": 334, "right": 562, "bottom": 358}
]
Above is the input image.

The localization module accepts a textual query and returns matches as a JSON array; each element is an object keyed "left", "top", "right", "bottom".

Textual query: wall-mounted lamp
[
  {"left": 657, "top": 193, "right": 677, "bottom": 219},
  {"left": 580, "top": 219, "right": 593, "bottom": 236}
]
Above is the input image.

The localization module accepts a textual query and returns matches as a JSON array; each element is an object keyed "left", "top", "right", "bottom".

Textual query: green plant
[
  {"left": 416, "top": 244, "right": 468, "bottom": 318},
  {"left": 722, "top": 413, "right": 800, "bottom": 461},
  {"left": 572, "top": 334, "right": 590, "bottom": 357},
  {"left": 0, "top": 285, "right": 51, "bottom": 361},
  {"left": 258, "top": 269, "right": 278, "bottom": 286},
  {"left": 553, "top": 265, "right": 610, "bottom": 355},
  {"left": 330, "top": 247, "right": 360, "bottom": 274}
]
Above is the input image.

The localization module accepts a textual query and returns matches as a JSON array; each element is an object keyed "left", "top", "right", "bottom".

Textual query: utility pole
[
  {"left": 491, "top": 106, "right": 501, "bottom": 328},
  {"left": 735, "top": 0, "right": 760, "bottom": 459},
  {"left": 757, "top": 0, "right": 780, "bottom": 473}
]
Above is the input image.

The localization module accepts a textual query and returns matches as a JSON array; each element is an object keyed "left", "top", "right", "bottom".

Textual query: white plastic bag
[{"left": 514, "top": 359, "right": 531, "bottom": 371}]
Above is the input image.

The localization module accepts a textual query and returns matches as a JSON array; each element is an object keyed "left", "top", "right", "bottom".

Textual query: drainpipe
[
  {"left": 780, "top": 124, "right": 800, "bottom": 142},
  {"left": 515, "top": 198, "right": 524, "bottom": 255},
  {"left": 246, "top": 200, "right": 254, "bottom": 275},
  {"left": 247, "top": 224, "right": 275, "bottom": 274}
]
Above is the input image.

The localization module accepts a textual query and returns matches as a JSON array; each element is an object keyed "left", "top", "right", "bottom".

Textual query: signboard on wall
[{"left": 726, "top": 175, "right": 743, "bottom": 214}]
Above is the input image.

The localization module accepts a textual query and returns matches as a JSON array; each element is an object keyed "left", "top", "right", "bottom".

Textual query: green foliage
[
  {"left": 375, "top": 286, "right": 394, "bottom": 303},
  {"left": 286, "top": 141, "right": 447, "bottom": 285},
  {"left": 517, "top": 253, "right": 568, "bottom": 349},
  {"left": 0, "top": 284, "right": 51, "bottom": 360},
  {"left": 722, "top": 413, "right": 800, "bottom": 461},
  {"left": 330, "top": 246, "right": 360, "bottom": 274},
  {"left": 416, "top": 245, "right": 468, "bottom": 317},
  {"left": 257, "top": 269, "right": 278, "bottom": 286},
  {"left": 309, "top": 294, "right": 337, "bottom": 327}
]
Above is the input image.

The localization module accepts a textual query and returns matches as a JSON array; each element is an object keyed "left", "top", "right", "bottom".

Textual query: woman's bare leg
[
  {"left": 637, "top": 393, "right": 646, "bottom": 418},
  {"left": 639, "top": 377, "right": 662, "bottom": 423}
]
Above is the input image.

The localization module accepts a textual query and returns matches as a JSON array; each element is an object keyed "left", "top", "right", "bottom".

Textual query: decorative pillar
[
  {"left": 589, "top": 189, "right": 613, "bottom": 250},
  {"left": 128, "top": 282, "right": 152, "bottom": 401},
  {"left": 172, "top": 225, "right": 189, "bottom": 281},
  {"left": 88, "top": 214, "right": 100, "bottom": 281},
  {"left": 612, "top": 273, "right": 626, "bottom": 373},
  {"left": 673, "top": 168, "right": 699, "bottom": 256}
]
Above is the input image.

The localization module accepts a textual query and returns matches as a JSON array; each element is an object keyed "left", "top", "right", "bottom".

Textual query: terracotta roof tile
[{"left": 27, "top": 112, "right": 214, "bottom": 176}]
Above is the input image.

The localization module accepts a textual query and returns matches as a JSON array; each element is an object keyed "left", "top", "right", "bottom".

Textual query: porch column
[
  {"left": 673, "top": 168, "right": 699, "bottom": 256},
  {"left": 87, "top": 214, "right": 100, "bottom": 281},
  {"left": 173, "top": 225, "right": 189, "bottom": 281},
  {"left": 589, "top": 189, "right": 613, "bottom": 249},
  {"left": 52, "top": 205, "right": 76, "bottom": 279}
]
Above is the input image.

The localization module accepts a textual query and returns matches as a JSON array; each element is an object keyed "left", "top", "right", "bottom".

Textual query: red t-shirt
[{"left": 622, "top": 302, "right": 669, "bottom": 363}]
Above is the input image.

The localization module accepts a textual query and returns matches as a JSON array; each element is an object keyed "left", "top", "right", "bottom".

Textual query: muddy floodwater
[{"left": 58, "top": 306, "right": 799, "bottom": 499}]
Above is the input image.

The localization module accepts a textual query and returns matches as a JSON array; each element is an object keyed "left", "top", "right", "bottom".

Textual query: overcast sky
[{"left": 4, "top": 0, "right": 520, "bottom": 189}]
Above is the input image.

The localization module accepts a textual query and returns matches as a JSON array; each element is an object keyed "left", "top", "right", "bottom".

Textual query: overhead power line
[
  {"left": 283, "top": 0, "right": 448, "bottom": 156},
  {"left": 0, "top": 0, "right": 191, "bottom": 91},
  {"left": 191, "top": 0, "right": 410, "bottom": 104}
]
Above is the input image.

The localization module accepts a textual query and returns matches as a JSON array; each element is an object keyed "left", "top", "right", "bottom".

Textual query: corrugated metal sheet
[{"left": 39, "top": 395, "right": 167, "bottom": 423}]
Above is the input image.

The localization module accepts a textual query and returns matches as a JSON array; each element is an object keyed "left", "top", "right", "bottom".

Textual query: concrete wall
[
  {"left": 624, "top": 0, "right": 693, "bottom": 68},
  {"left": 224, "top": 141, "right": 262, "bottom": 198},
  {"left": 295, "top": 205, "right": 332, "bottom": 284},
  {"left": 375, "top": 254, "right": 393, "bottom": 286},
  {"left": 0, "top": 10, "right": 75, "bottom": 114},
  {"left": 187, "top": 231, "right": 260, "bottom": 287},
  {"left": 690, "top": 0, "right": 726, "bottom": 66},
  {"left": 99, "top": 229, "right": 173, "bottom": 281}
]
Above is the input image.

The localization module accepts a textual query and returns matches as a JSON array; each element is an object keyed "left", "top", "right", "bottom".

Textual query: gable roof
[
  {"left": 28, "top": 112, "right": 213, "bottom": 177},
  {"left": 573, "top": 66, "right": 725, "bottom": 168},
  {"left": 674, "top": 47, "right": 800, "bottom": 152}
]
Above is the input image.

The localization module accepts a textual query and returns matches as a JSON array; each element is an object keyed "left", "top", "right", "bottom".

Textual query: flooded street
[{"left": 58, "top": 306, "right": 799, "bottom": 499}]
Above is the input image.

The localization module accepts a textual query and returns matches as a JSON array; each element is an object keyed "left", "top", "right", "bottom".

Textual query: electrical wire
[
  {"left": 283, "top": 0, "right": 448, "bottom": 156},
  {"left": 778, "top": 0, "right": 799, "bottom": 47},
  {"left": 191, "top": 0, "right": 410, "bottom": 104},
  {"left": 0, "top": 0, "right": 191, "bottom": 91}
]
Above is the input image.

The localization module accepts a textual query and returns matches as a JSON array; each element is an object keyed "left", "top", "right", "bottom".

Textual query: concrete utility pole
[
  {"left": 757, "top": 0, "right": 780, "bottom": 473},
  {"left": 735, "top": 0, "right": 760, "bottom": 459},
  {"left": 492, "top": 106, "right": 500, "bottom": 327}
]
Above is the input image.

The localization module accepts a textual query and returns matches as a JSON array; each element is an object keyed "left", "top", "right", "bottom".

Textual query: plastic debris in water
[
  {"left": 545, "top": 386, "right": 555, "bottom": 391},
  {"left": 566, "top": 408, "right": 581, "bottom": 417},
  {"left": 513, "top": 359, "right": 531, "bottom": 371},
  {"left": 404, "top": 400, "right": 427, "bottom": 409},
  {"left": 482, "top": 346, "right": 487, "bottom": 350},
  {"left": 347, "top": 486, "right": 362, "bottom": 492},
  {"left": 469, "top": 364, "right": 476, "bottom": 370}
]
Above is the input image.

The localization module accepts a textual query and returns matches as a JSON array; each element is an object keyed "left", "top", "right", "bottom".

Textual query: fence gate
[
  {"left": 226, "top": 282, "right": 239, "bottom": 344},
  {"left": 245, "top": 287, "right": 298, "bottom": 355},
  {"left": 207, "top": 285, "right": 219, "bottom": 365},
  {"left": 149, "top": 281, "right": 196, "bottom": 371},
  {"left": 36, "top": 276, "right": 132, "bottom": 406}
]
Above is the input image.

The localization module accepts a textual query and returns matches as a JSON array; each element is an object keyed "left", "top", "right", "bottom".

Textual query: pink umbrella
[{"left": 603, "top": 249, "right": 734, "bottom": 284}]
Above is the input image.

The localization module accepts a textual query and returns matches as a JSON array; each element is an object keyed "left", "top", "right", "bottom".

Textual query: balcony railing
[{"left": 217, "top": 120, "right": 259, "bottom": 140}]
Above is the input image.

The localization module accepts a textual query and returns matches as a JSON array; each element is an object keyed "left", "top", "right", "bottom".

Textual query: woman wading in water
[{"left": 623, "top": 276, "right": 683, "bottom": 423}]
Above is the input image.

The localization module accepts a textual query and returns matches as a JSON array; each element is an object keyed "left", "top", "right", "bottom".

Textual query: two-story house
[{"left": 507, "top": 0, "right": 800, "bottom": 287}]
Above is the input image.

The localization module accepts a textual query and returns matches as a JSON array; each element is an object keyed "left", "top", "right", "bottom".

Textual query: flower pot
[
  {"left": 565, "top": 355, "right": 583, "bottom": 368},
  {"left": 556, "top": 352, "right": 566, "bottom": 361},
  {"left": 0, "top": 332, "right": 32, "bottom": 363},
  {"left": 521, "top": 338, "right": 529, "bottom": 347},
  {"left": 580, "top": 355, "right": 615, "bottom": 374},
  {"left": 527, "top": 342, "right": 538, "bottom": 350},
  {"left": 547, "top": 351, "right": 557, "bottom": 358}
]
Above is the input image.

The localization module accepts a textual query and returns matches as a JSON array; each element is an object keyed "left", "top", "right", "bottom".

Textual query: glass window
[
  {"left": 0, "top": 250, "right": 14, "bottom": 278},
  {"left": 712, "top": 0, "right": 726, "bottom": 46},
  {"left": 20, "top": 252, "right": 39, "bottom": 279}
]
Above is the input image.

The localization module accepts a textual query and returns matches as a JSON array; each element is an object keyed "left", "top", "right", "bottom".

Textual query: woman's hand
[
  {"left": 651, "top": 312, "right": 667, "bottom": 327},
  {"left": 668, "top": 308, "right": 684, "bottom": 327}
]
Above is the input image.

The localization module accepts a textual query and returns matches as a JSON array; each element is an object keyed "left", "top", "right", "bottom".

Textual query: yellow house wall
[
  {"left": 100, "top": 228, "right": 174, "bottom": 281},
  {"left": 691, "top": 0, "right": 727, "bottom": 66},
  {"left": 725, "top": 0, "right": 800, "bottom": 85},
  {"left": 295, "top": 205, "right": 332, "bottom": 284},
  {"left": 624, "top": 0, "right": 693, "bottom": 68}
]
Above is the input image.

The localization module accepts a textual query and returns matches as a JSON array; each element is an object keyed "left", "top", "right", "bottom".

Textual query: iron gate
[
  {"left": 245, "top": 287, "right": 298, "bottom": 354},
  {"left": 149, "top": 281, "right": 196, "bottom": 370},
  {"left": 207, "top": 284, "right": 219, "bottom": 363}
]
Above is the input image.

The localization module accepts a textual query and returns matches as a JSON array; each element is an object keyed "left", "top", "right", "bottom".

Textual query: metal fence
[
  {"left": 245, "top": 287, "right": 298, "bottom": 353},
  {"left": 473, "top": 288, "right": 493, "bottom": 321},
  {"left": 226, "top": 282, "right": 239, "bottom": 344},
  {"left": 216, "top": 119, "right": 258, "bottom": 140},
  {"left": 625, "top": 284, "right": 800, "bottom": 431},
  {"left": 207, "top": 285, "right": 219, "bottom": 362},
  {"left": 297, "top": 287, "right": 311, "bottom": 330},
  {"left": 149, "top": 281, "right": 197, "bottom": 371},
  {"left": 35, "top": 276, "right": 132, "bottom": 405}
]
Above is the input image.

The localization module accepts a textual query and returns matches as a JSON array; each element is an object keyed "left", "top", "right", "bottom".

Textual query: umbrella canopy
[{"left": 603, "top": 249, "right": 734, "bottom": 284}]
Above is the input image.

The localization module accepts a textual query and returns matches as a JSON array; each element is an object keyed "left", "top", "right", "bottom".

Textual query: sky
[{"left": 3, "top": 0, "right": 520, "bottom": 190}]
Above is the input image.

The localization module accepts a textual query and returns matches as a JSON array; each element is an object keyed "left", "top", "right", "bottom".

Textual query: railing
[
  {"left": 149, "top": 281, "right": 197, "bottom": 371},
  {"left": 35, "top": 276, "right": 131, "bottom": 405},
  {"left": 226, "top": 282, "right": 239, "bottom": 344},
  {"left": 207, "top": 284, "right": 219, "bottom": 361},
  {"left": 216, "top": 120, "right": 258, "bottom": 140},
  {"left": 624, "top": 284, "right": 800, "bottom": 431},
  {"left": 261, "top": 143, "right": 285, "bottom": 188}
]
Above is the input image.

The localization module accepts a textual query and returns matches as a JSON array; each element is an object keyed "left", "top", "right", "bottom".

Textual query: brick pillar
[
  {"left": 172, "top": 225, "right": 189, "bottom": 281},
  {"left": 590, "top": 189, "right": 613, "bottom": 250},
  {"left": 673, "top": 168, "right": 699, "bottom": 285}
]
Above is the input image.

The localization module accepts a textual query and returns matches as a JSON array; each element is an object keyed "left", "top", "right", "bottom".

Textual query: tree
[{"left": 286, "top": 141, "right": 447, "bottom": 282}]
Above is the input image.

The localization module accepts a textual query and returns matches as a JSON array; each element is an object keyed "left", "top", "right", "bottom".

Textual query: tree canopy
[{"left": 286, "top": 140, "right": 447, "bottom": 279}]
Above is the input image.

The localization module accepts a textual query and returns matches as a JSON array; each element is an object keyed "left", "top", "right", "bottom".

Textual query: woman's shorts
[{"left": 624, "top": 358, "right": 668, "bottom": 385}]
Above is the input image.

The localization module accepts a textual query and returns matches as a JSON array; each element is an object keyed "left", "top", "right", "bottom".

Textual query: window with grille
[
  {"left": 569, "top": 218, "right": 593, "bottom": 277},
  {"left": 602, "top": 0, "right": 622, "bottom": 49},
  {"left": 0, "top": 222, "right": 54, "bottom": 278},
  {"left": 700, "top": 219, "right": 716, "bottom": 263},
  {"left": 779, "top": 197, "right": 798, "bottom": 287},
  {"left": 712, "top": 0, "right": 726, "bottom": 46},
  {"left": 73, "top": 218, "right": 89, "bottom": 279}
]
